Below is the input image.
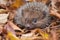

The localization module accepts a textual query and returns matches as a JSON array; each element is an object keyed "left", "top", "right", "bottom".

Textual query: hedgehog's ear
[{"left": 42, "top": 11, "right": 47, "bottom": 18}]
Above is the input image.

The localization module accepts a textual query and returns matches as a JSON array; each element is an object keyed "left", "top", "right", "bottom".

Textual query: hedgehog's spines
[{"left": 14, "top": 2, "right": 51, "bottom": 29}]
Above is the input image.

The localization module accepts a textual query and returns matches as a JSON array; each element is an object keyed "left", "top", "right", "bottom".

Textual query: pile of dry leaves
[{"left": 0, "top": 0, "right": 60, "bottom": 40}]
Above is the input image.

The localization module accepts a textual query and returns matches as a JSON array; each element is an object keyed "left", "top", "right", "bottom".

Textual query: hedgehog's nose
[
  {"left": 26, "top": 24, "right": 31, "bottom": 28},
  {"left": 25, "top": 24, "right": 35, "bottom": 30}
]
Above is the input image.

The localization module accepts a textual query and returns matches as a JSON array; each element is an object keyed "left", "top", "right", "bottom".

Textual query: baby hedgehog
[{"left": 14, "top": 2, "right": 51, "bottom": 29}]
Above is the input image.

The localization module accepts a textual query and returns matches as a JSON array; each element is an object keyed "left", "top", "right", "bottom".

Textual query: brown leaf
[{"left": 4, "top": 23, "right": 16, "bottom": 35}]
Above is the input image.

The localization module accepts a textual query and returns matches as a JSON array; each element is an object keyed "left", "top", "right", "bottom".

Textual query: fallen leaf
[
  {"left": 0, "top": 14, "right": 9, "bottom": 23},
  {"left": 7, "top": 32, "right": 20, "bottom": 40}
]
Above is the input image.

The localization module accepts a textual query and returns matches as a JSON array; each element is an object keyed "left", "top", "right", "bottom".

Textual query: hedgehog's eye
[{"left": 32, "top": 18, "right": 37, "bottom": 23}]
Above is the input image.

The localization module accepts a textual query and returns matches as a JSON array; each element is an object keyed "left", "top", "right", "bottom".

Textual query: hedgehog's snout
[{"left": 25, "top": 23, "right": 36, "bottom": 29}]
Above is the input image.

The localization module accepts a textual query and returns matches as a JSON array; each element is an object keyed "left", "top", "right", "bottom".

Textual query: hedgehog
[{"left": 14, "top": 2, "right": 51, "bottom": 30}]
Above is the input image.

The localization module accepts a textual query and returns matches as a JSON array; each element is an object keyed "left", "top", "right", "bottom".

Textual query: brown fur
[{"left": 14, "top": 2, "right": 51, "bottom": 29}]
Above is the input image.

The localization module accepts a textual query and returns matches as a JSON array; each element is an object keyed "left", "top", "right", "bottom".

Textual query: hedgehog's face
[
  {"left": 21, "top": 9, "right": 45, "bottom": 29},
  {"left": 14, "top": 2, "right": 50, "bottom": 29}
]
